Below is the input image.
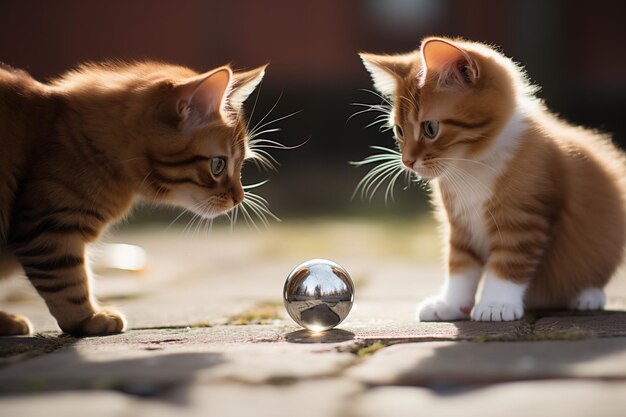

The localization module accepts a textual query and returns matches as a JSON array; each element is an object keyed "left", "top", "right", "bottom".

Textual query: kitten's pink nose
[
  {"left": 231, "top": 183, "right": 244, "bottom": 205},
  {"left": 402, "top": 158, "right": 416, "bottom": 169}
]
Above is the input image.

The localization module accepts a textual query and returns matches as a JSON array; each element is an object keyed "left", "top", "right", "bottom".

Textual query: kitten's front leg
[
  {"left": 471, "top": 272, "right": 527, "bottom": 321},
  {"left": 472, "top": 228, "right": 548, "bottom": 321},
  {"left": 418, "top": 244, "right": 482, "bottom": 321},
  {"left": 14, "top": 237, "right": 126, "bottom": 336}
]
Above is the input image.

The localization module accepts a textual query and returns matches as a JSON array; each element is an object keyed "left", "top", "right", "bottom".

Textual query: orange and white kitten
[
  {"left": 0, "top": 61, "right": 269, "bottom": 335},
  {"left": 360, "top": 37, "right": 626, "bottom": 321}
]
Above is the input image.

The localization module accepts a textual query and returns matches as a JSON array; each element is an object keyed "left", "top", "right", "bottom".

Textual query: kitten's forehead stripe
[
  {"left": 442, "top": 117, "right": 492, "bottom": 129},
  {"left": 395, "top": 81, "right": 421, "bottom": 142},
  {"left": 149, "top": 154, "right": 211, "bottom": 167}
]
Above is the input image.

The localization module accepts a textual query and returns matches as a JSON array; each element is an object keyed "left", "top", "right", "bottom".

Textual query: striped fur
[
  {"left": 0, "top": 61, "right": 266, "bottom": 335},
  {"left": 361, "top": 37, "right": 626, "bottom": 321}
]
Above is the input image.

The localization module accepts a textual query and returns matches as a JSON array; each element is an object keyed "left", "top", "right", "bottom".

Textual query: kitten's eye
[
  {"left": 422, "top": 121, "right": 439, "bottom": 139},
  {"left": 211, "top": 157, "right": 226, "bottom": 176},
  {"left": 393, "top": 124, "right": 404, "bottom": 139}
]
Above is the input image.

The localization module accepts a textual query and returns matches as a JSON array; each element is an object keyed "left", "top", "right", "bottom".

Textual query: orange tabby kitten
[
  {"left": 0, "top": 61, "right": 267, "bottom": 335},
  {"left": 359, "top": 37, "right": 626, "bottom": 321}
]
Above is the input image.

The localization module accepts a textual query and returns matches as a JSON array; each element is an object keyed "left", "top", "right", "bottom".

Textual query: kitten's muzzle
[
  {"left": 402, "top": 158, "right": 416, "bottom": 169},
  {"left": 230, "top": 182, "right": 244, "bottom": 206}
]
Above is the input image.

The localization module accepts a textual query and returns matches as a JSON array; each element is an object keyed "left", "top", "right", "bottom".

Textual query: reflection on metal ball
[{"left": 283, "top": 259, "right": 354, "bottom": 332}]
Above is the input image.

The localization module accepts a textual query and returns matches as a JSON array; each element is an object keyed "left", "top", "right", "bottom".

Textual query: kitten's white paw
[
  {"left": 471, "top": 301, "right": 523, "bottom": 322},
  {"left": 417, "top": 297, "right": 472, "bottom": 322},
  {"left": 569, "top": 288, "right": 606, "bottom": 311},
  {"left": 472, "top": 274, "right": 527, "bottom": 321}
]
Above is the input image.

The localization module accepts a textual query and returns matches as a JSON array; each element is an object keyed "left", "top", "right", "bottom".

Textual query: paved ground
[{"left": 1, "top": 220, "right": 626, "bottom": 416}]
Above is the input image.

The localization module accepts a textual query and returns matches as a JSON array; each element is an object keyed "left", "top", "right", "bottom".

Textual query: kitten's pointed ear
[
  {"left": 175, "top": 66, "right": 232, "bottom": 133},
  {"left": 229, "top": 64, "right": 267, "bottom": 111},
  {"left": 420, "top": 38, "right": 478, "bottom": 88},
  {"left": 359, "top": 52, "right": 414, "bottom": 98}
]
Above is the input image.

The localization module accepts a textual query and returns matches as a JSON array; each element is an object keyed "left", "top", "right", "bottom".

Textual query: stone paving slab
[
  {"left": 344, "top": 315, "right": 534, "bottom": 341},
  {"left": 137, "top": 380, "right": 363, "bottom": 417},
  {"left": 0, "top": 317, "right": 513, "bottom": 393},
  {"left": 0, "top": 326, "right": 358, "bottom": 393},
  {"left": 347, "top": 337, "right": 626, "bottom": 386},
  {"left": 6, "top": 379, "right": 626, "bottom": 417},
  {"left": 534, "top": 310, "right": 626, "bottom": 338},
  {"left": 4, "top": 323, "right": 626, "bottom": 394},
  {"left": 3, "top": 391, "right": 132, "bottom": 417},
  {"left": 348, "top": 380, "right": 626, "bottom": 417},
  {"left": 2, "top": 379, "right": 363, "bottom": 417}
]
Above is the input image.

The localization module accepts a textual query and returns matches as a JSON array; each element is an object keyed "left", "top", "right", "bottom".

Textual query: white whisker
[
  {"left": 249, "top": 91, "right": 284, "bottom": 136},
  {"left": 366, "top": 165, "right": 404, "bottom": 202},
  {"left": 166, "top": 205, "right": 198, "bottom": 230},
  {"left": 384, "top": 166, "right": 407, "bottom": 204},
  {"left": 238, "top": 202, "right": 258, "bottom": 230},
  {"left": 364, "top": 113, "right": 392, "bottom": 129},
  {"left": 245, "top": 192, "right": 280, "bottom": 223},
  {"left": 244, "top": 200, "right": 270, "bottom": 228},
  {"left": 224, "top": 181, "right": 280, "bottom": 230},
  {"left": 346, "top": 105, "right": 391, "bottom": 125},
  {"left": 249, "top": 128, "right": 282, "bottom": 137},
  {"left": 229, "top": 205, "right": 239, "bottom": 231},
  {"left": 351, "top": 144, "right": 422, "bottom": 202},
  {"left": 248, "top": 148, "right": 279, "bottom": 171},
  {"left": 250, "top": 109, "right": 303, "bottom": 138},
  {"left": 249, "top": 138, "right": 307, "bottom": 150},
  {"left": 245, "top": 78, "right": 263, "bottom": 132},
  {"left": 243, "top": 180, "right": 269, "bottom": 190},
  {"left": 359, "top": 88, "right": 392, "bottom": 105},
  {"left": 346, "top": 94, "right": 392, "bottom": 127},
  {"left": 433, "top": 157, "right": 499, "bottom": 174},
  {"left": 245, "top": 96, "right": 305, "bottom": 173}
]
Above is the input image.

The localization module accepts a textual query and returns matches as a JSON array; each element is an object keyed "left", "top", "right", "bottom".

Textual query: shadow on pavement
[
  {"left": 0, "top": 343, "right": 225, "bottom": 400},
  {"left": 393, "top": 310, "right": 626, "bottom": 394}
]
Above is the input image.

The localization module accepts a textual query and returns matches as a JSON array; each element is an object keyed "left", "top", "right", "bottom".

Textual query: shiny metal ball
[{"left": 283, "top": 259, "right": 354, "bottom": 331}]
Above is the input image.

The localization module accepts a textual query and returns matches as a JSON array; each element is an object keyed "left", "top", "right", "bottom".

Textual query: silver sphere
[{"left": 283, "top": 259, "right": 354, "bottom": 331}]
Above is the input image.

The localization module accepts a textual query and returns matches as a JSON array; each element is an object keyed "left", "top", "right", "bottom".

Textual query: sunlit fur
[
  {"left": 359, "top": 37, "right": 626, "bottom": 321},
  {"left": 0, "top": 60, "right": 275, "bottom": 335}
]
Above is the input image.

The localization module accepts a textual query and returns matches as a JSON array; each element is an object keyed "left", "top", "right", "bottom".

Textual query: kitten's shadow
[
  {"left": 285, "top": 328, "right": 355, "bottom": 344},
  {"left": 393, "top": 309, "right": 626, "bottom": 396}
]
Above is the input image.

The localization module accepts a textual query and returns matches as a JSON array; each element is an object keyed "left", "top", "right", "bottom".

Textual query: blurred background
[{"left": 1, "top": 0, "right": 625, "bottom": 224}]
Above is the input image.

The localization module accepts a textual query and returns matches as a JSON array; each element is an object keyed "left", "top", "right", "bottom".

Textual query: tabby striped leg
[
  {"left": 472, "top": 216, "right": 550, "bottom": 322},
  {"left": 418, "top": 243, "right": 483, "bottom": 321},
  {"left": 14, "top": 238, "right": 125, "bottom": 336}
]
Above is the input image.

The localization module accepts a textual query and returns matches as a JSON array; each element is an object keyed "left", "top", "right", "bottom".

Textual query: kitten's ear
[
  {"left": 229, "top": 64, "right": 267, "bottom": 111},
  {"left": 359, "top": 52, "right": 414, "bottom": 98},
  {"left": 175, "top": 66, "right": 232, "bottom": 133},
  {"left": 420, "top": 38, "right": 478, "bottom": 88}
]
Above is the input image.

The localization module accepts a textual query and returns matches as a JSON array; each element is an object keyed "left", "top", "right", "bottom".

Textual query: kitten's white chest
[
  {"left": 438, "top": 107, "right": 528, "bottom": 261},
  {"left": 441, "top": 167, "right": 496, "bottom": 260}
]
